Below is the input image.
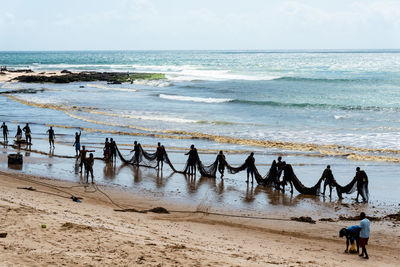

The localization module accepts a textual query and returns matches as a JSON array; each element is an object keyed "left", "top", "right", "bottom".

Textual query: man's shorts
[{"left": 359, "top": 237, "right": 369, "bottom": 247}]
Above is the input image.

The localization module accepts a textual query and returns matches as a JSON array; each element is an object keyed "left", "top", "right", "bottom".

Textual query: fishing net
[
  {"left": 333, "top": 170, "right": 369, "bottom": 201},
  {"left": 333, "top": 177, "right": 357, "bottom": 199},
  {"left": 115, "top": 143, "right": 369, "bottom": 198},
  {"left": 116, "top": 144, "right": 178, "bottom": 171},
  {"left": 281, "top": 164, "right": 323, "bottom": 195}
]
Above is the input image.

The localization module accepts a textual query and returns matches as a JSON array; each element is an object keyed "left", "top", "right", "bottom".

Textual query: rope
[{"left": 7, "top": 170, "right": 296, "bottom": 222}]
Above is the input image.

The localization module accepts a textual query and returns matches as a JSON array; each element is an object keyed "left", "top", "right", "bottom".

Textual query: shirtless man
[
  {"left": 1, "top": 122, "right": 9, "bottom": 142},
  {"left": 46, "top": 126, "right": 55, "bottom": 148},
  {"left": 155, "top": 142, "right": 165, "bottom": 170},
  {"left": 73, "top": 131, "right": 81, "bottom": 156},
  {"left": 79, "top": 145, "right": 95, "bottom": 173},
  {"left": 22, "top": 123, "right": 32, "bottom": 144}
]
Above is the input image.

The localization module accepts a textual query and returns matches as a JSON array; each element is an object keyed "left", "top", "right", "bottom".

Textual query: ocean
[{"left": 1, "top": 50, "right": 400, "bottom": 211}]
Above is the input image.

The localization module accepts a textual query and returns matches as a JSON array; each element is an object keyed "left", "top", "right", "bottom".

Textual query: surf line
[{"left": 5, "top": 94, "right": 400, "bottom": 162}]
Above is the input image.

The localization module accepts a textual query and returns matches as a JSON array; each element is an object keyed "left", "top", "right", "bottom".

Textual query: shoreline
[{"left": 0, "top": 169, "right": 399, "bottom": 266}]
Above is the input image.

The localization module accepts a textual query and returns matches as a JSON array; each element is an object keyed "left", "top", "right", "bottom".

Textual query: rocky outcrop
[{"left": 13, "top": 71, "right": 165, "bottom": 84}]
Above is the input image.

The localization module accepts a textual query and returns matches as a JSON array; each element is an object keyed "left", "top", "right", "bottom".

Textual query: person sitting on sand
[
  {"left": 155, "top": 142, "right": 164, "bottom": 170},
  {"left": 85, "top": 153, "right": 95, "bottom": 183},
  {"left": 46, "top": 126, "right": 55, "bottom": 148},
  {"left": 185, "top": 145, "right": 198, "bottom": 175},
  {"left": 245, "top": 152, "right": 256, "bottom": 184},
  {"left": 359, "top": 212, "right": 370, "bottom": 259},
  {"left": 355, "top": 167, "right": 369, "bottom": 202},
  {"left": 73, "top": 131, "right": 81, "bottom": 157},
  {"left": 131, "top": 141, "right": 141, "bottom": 166},
  {"left": 1, "top": 122, "right": 9, "bottom": 142},
  {"left": 22, "top": 123, "right": 32, "bottom": 144},
  {"left": 216, "top": 151, "right": 226, "bottom": 178},
  {"left": 15, "top": 125, "right": 22, "bottom": 142},
  {"left": 79, "top": 145, "right": 95, "bottom": 174},
  {"left": 321, "top": 165, "right": 336, "bottom": 197},
  {"left": 340, "top": 225, "right": 361, "bottom": 254}
]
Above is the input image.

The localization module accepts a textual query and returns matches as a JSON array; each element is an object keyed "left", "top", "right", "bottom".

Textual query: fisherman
[
  {"left": 281, "top": 162, "right": 294, "bottom": 194},
  {"left": 73, "top": 131, "right": 81, "bottom": 157},
  {"left": 339, "top": 225, "right": 361, "bottom": 254},
  {"left": 22, "top": 123, "right": 32, "bottom": 144},
  {"left": 1, "top": 122, "right": 9, "bottom": 142},
  {"left": 277, "top": 156, "right": 285, "bottom": 179},
  {"left": 131, "top": 141, "right": 141, "bottom": 166},
  {"left": 110, "top": 138, "right": 117, "bottom": 162},
  {"left": 103, "top": 138, "right": 110, "bottom": 161},
  {"left": 359, "top": 212, "right": 370, "bottom": 259},
  {"left": 269, "top": 160, "right": 281, "bottom": 189},
  {"left": 46, "top": 126, "right": 55, "bottom": 148},
  {"left": 216, "top": 151, "right": 226, "bottom": 178},
  {"left": 155, "top": 142, "right": 164, "bottom": 170},
  {"left": 15, "top": 125, "right": 22, "bottom": 142},
  {"left": 245, "top": 152, "right": 256, "bottom": 184},
  {"left": 185, "top": 144, "right": 198, "bottom": 175},
  {"left": 355, "top": 167, "right": 369, "bottom": 202},
  {"left": 79, "top": 145, "right": 95, "bottom": 173},
  {"left": 85, "top": 153, "right": 95, "bottom": 183},
  {"left": 321, "top": 165, "right": 335, "bottom": 197}
]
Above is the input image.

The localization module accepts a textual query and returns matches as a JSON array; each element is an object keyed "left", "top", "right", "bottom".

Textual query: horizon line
[{"left": 1, "top": 48, "right": 400, "bottom": 53}]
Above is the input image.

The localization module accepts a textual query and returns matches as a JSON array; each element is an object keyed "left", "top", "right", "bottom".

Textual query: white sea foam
[
  {"left": 15, "top": 95, "right": 64, "bottom": 105},
  {"left": 159, "top": 94, "right": 233, "bottom": 103},
  {"left": 86, "top": 83, "right": 137, "bottom": 92},
  {"left": 334, "top": 115, "right": 346, "bottom": 120},
  {"left": 82, "top": 110, "right": 198, "bottom": 124},
  {"left": 131, "top": 79, "right": 172, "bottom": 87}
]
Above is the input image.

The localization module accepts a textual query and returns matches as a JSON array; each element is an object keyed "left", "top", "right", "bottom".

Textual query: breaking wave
[{"left": 159, "top": 94, "right": 233, "bottom": 103}]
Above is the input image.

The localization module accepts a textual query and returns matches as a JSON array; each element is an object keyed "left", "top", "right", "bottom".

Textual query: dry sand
[{"left": 0, "top": 170, "right": 399, "bottom": 266}]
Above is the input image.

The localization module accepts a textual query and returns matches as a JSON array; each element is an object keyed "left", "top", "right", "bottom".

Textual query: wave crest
[{"left": 159, "top": 94, "right": 233, "bottom": 103}]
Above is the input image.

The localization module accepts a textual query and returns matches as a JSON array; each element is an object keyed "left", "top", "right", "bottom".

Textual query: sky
[{"left": 0, "top": 0, "right": 400, "bottom": 50}]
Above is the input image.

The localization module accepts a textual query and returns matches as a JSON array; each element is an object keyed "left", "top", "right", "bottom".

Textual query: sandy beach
[{"left": 0, "top": 170, "right": 399, "bottom": 266}]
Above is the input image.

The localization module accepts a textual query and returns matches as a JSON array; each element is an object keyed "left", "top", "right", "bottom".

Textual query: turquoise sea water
[{"left": 1, "top": 50, "right": 400, "bottom": 208}]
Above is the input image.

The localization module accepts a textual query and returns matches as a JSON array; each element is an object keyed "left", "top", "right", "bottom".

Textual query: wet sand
[{"left": 0, "top": 170, "right": 399, "bottom": 266}]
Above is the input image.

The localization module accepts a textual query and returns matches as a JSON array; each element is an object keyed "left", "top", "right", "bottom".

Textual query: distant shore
[
  {"left": 0, "top": 68, "right": 165, "bottom": 84},
  {"left": 0, "top": 169, "right": 399, "bottom": 266}
]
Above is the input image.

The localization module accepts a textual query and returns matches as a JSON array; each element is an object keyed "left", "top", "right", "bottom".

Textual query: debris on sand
[
  {"left": 384, "top": 212, "right": 400, "bottom": 221},
  {"left": 148, "top": 207, "right": 169, "bottom": 214},
  {"left": 319, "top": 218, "right": 336, "bottom": 222},
  {"left": 61, "top": 222, "right": 93, "bottom": 231},
  {"left": 290, "top": 216, "right": 316, "bottom": 224}
]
